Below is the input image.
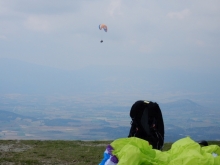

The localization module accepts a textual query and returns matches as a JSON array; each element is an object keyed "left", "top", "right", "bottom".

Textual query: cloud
[
  {"left": 0, "top": 35, "right": 7, "bottom": 40},
  {"left": 108, "top": 0, "right": 122, "bottom": 17},
  {"left": 24, "top": 15, "right": 51, "bottom": 32},
  {"left": 167, "top": 9, "right": 191, "bottom": 19},
  {"left": 0, "top": 1, "right": 219, "bottom": 72}
]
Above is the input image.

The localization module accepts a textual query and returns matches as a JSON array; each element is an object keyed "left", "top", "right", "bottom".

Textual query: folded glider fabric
[{"left": 99, "top": 137, "right": 220, "bottom": 165}]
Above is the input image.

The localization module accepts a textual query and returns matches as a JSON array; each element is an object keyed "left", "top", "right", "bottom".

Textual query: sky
[
  {"left": 0, "top": 0, "right": 220, "bottom": 105},
  {"left": 1, "top": 0, "right": 220, "bottom": 70}
]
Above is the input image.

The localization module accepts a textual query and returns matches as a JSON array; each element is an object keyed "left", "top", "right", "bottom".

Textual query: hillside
[{"left": 0, "top": 140, "right": 219, "bottom": 165}]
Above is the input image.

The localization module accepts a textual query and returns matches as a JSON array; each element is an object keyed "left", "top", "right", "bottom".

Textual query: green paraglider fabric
[{"left": 107, "top": 137, "right": 220, "bottom": 165}]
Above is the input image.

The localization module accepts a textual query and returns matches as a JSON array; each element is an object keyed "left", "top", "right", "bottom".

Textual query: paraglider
[
  {"left": 99, "top": 24, "right": 107, "bottom": 43},
  {"left": 99, "top": 24, "right": 107, "bottom": 32}
]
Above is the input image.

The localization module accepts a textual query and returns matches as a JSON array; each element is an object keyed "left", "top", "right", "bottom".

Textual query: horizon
[{"left": 1, "top": 58, "right": 220, "bottom": 108}]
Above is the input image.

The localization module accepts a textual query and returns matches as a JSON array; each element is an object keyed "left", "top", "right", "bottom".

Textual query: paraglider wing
[{"left": 99, "top": 24, "right": 107, "bottom": 32}]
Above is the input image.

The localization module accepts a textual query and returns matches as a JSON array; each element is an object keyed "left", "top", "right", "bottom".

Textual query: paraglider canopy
[{"left": 99, "top": 24, "right": 107, "bottom": 32}]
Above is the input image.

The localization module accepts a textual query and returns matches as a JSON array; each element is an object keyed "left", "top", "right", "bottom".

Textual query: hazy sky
[{"left": 1, "top": 0, "right": 220, "bottom": 71}]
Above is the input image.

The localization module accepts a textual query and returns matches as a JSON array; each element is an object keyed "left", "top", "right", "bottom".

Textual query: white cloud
[
  {"left": 24, "top": 15, "right": 51, "bottom": 32},
  {"left": 108, "top": 0, "right": 123, "bottom": 17},
  {"left": 0, "top": 35, "right": 7, "bottom": 40},
  {"left": 167, "top": 9, "right": 191, "bottom": 19},
  {"left": 0, "top": 1, "right": 219, "bottom": 71}
]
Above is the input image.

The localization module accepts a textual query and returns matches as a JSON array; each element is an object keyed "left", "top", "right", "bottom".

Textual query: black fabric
[
  {"left": 141, "top": 108, "right": 150, "bottom": 135},
  {"left": 128, "top": 100, "right": 164, "bottom": 150}
]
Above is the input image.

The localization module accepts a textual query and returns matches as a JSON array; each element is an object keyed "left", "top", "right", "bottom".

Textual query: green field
[{"left": 0, "top": 140, "right": 219, "bottom": 165}]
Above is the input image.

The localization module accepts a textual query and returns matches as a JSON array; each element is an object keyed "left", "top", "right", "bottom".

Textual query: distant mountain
[
  {"left": 160, "top": 99, "right": 202, "bottom": 108},
  {"left": 159, "top": 99, "right": 204, "bottom": 112}
]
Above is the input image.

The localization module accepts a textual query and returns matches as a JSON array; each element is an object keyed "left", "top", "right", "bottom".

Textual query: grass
[
  {"left": 0, "top": 140, "right": 219, "bottom": 165},
  {"left": 0, "top": 140, "right": 111, "bottom": 165}
]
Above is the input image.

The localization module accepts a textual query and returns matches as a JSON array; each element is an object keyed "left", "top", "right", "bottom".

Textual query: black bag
[{"left": 128, "top": 100, "right": 164, "bottom": 150}]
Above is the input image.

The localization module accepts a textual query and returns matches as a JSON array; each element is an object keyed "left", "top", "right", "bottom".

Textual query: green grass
[
  {"left": 0, "top": 140, "right": 219, "bottom": 165},
  {"left": 0, "top": 140, "right": 111, "bottom": 165}
]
